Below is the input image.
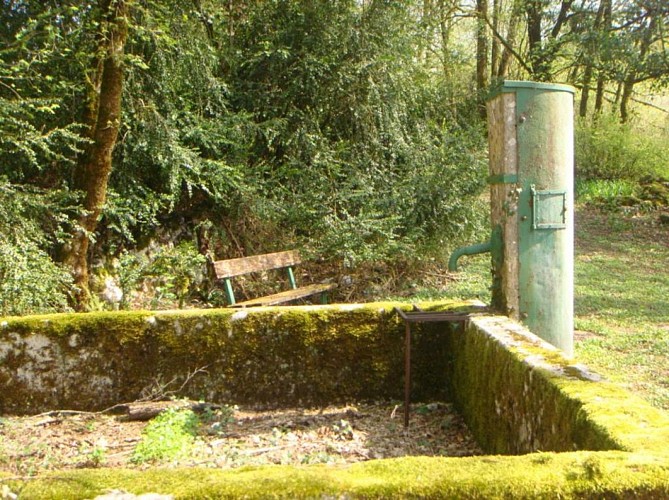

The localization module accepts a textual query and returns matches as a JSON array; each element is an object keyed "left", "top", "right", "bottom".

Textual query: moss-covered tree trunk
[
  {"left": 475, "top": 0, "right": 488, "bottom": 104},
  {"left": 65, "top": 0, "right": 129, "bottom": 309}
]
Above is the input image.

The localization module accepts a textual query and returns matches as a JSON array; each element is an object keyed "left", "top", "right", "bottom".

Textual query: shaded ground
[{"left": 0, "top": 401, "right": 482, "bottom": 475}]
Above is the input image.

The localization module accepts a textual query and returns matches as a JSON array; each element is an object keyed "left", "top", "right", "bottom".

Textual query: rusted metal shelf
[{"left": 394, "top": 306, "right": 471, "bottom": 428}]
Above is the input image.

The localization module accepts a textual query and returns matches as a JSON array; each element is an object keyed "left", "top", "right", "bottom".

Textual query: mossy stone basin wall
[
  {"left": 446, "top": 314, "right": 669, "bottom": 456},
  {"left": 3, "top": 302, "right": 669, "bottom": 498},
  {"left": 0, "top": 302, "right": 462, "bottom": 414}
]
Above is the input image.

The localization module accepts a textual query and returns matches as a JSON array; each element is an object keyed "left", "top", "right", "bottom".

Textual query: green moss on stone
[
  {"left": 448, "top": 315, "right": 669, "bottom": 457},
  {"left": 0, "top": 301, "right": 480, "bottom": 413},
  {"left": 6, "top": 452, "right": 669, "bottom": 499},
  {"left": 3, "top": 302, "right": 669, "bottom": 498}
]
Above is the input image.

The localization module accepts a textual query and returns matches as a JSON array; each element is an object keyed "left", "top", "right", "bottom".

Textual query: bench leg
[{"left": 223, "top": 278, "right": 236, "bottom": 306}]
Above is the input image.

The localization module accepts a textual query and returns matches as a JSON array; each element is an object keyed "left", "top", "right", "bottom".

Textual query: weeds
[
  {"left": 199, "top": 404, "right": 237, "bottom": 436},
  {"left": 131, "top": 408, "right": 199, "bottom": 464},
  {"left": 76, "top": 443, "right": 107, "bottom": 468},
  {"left": 131, "top": 403, "right": 238, "bottom": 464},
  {"left": 332, "top": 420, "right": 354, "bottom": 441},
  {"left": 575, "top": 179, "right": 638, "bottom": 208}
]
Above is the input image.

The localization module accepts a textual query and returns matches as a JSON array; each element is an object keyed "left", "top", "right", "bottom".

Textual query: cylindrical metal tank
[{"left": 487, "top": 81, "right": 575, "bottom": 356}]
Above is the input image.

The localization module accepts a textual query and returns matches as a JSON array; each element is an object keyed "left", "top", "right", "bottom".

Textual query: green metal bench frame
[{"left": 213, "top": 250, "right": 336, "bottom": 307}]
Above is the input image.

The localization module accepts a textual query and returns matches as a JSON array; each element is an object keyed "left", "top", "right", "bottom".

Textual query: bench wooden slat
[
  {"left": 214, "top": 250, "right": 301, "bottom": 279},
  {"left": 231, "top": 283, "right": 337, "bottom": 307}
]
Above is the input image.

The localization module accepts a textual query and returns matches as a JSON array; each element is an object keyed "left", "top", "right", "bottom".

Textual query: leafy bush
[
  {"left": 0, "top": 181, "right": 75, "bottom": 316},
  {"left": 147, "top": 242, "right": 207, "bottom": 308},
  {"left": 117, "top": 241, "right": 206, "bottom": 309},
  {"left": 0, "top": 240, "right": 73, "bottom": 317},
  {"left": 576, "top": 116, "right": 669, "bottom": 182}
]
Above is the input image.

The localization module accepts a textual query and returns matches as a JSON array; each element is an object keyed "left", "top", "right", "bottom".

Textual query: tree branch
[
  {"left": 571, "top": 83, "right": 669, "bottom": 114},
  {"left": 482, "top": 12, "right": 533, "bottom": 75},
  {"left": 551, "top": 0, "right": 576, "bottom": 39}
]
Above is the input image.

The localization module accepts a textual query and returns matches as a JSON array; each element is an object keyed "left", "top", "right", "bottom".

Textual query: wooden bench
[{"left": 213, "top": 250, "right": 336, "bottom": 307}]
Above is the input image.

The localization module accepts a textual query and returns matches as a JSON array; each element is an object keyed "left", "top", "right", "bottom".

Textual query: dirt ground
[{"left": 0, "top": 401, "right": 482, "bottom": 475}]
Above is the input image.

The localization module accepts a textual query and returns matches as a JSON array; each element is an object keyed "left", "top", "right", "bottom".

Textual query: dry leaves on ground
[{"left": 0, "top": 401, "right": 482, "bottom": 475}]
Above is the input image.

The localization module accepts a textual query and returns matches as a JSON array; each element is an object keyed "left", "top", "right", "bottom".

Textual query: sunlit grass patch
[
  {"left": 576, "top": 179, "right": 638, "bottom": 207},
  {"left": 423, "top": 208, "right": 669, "bottom": 411},
  {"left": 574, "top": 210, "right": 669, "bottom": 410}
]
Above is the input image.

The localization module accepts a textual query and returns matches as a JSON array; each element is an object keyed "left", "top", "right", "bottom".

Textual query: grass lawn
[
  {"left": 436, "top": 208, "right": 669, "bottom": 411},
  {"left": 574, "top": 209, "right": 669, "bottom": 410}
]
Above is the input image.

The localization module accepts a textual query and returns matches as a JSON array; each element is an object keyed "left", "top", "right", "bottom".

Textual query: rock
[
  {"left": 102, "top": 277, "right": 123, "bottom": 309},
  {"left": 640, "top": 181, "right": 669, "bottom": 206}
]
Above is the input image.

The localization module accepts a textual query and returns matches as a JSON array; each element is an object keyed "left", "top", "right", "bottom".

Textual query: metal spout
[{"left": 448, "top": 240, "right": 492, "bottom": 272}]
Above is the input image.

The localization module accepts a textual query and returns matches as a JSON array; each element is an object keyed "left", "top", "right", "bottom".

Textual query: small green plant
[
  {"left": 300, "top": 451, "right": 336, "bottom": 464},
  {"left": 117, "top": 250, "right": 150, "bottom": 309},
  {"left": 131, "top": 408, "right": 199, "bottom": 464},
  {"left": 115, "top": 241, "right": 206, "bottom": 309},
  {"left": 575, "top": 179, "right": 638, "bottom": 208},
  {"left": 332, "top": 419, "right": 354, "bottom": 441},
  {"left": 147, "top": 242, "right": 207, "bottom": 308},
  {"left": 199, "top": 404, "right": 237, "bottom": 435},
  {"left": 269, "top": 427, "right": 283, "bottom": 446},
  {"left": 76, "top": 443, "right": 107, "bottom": 468}
]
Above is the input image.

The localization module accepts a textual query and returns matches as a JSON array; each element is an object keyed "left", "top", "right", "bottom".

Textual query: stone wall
[{"left": 0, "top": 302, "right": 467, "bottom": 414}]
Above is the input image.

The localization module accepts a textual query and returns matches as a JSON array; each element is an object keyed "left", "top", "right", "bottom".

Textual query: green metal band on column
[
  {"left": 489, "top": 80, "right": 576, "bottom": 99},
  {"left": 487, "top": 174, "right": 519, "bottom": 185}
]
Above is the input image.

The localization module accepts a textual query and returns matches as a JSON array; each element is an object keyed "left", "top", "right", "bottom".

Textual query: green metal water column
[{"left": 488, "top": 80, "right": 575, "bottom": 356}]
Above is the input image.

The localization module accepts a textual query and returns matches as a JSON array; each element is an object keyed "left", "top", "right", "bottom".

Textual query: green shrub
[
  {"left": 0, "top": 181, "right": 75, "bottom": 317},
  {"left": 117, "top": 241, "right": 206, "bottom": 310},
  {"left": 131, "top": 408, "right": 199, "bottom": 464},
  {"left": 576, "top": 116, "right": 669, "bottom": 182},
  {"left": 0, "top": 240, "right": 72, "bottom": 317}
]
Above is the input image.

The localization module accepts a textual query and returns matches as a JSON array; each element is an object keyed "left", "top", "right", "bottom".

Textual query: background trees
[{"left": 0, "top": 0, "right": 667, "bottom": 313}]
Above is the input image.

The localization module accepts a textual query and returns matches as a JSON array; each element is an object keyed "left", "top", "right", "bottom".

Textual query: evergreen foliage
[
  {"left": 0, "top": 181, "right": 75, "bottom": 316},
  {"left": 0, "top": 0, "right": 667, "bottom": 313}
]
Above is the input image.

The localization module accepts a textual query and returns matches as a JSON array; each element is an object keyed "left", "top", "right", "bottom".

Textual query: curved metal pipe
[{"left": 448, "top": 240, "right": 492, "bottom": 272}]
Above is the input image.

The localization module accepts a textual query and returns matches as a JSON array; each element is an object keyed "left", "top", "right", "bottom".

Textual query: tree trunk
[
  {"left": 526, "top": 0, "right": 545, "bottom": 79},
  {"left": 579, "top": 63, "right": 593, "bottom": 118},
  {"left": 579, "top": 0, "right": 608, "bottom": 118},
  {"left": 490, "top": 0, "right": 501, "bottom": 81},
  {"left": 526, "top": 0, "right": 573, "bottom": 81},
  {"left": 593, "top": 0, "right": 611, "bottom": 116},
  {"left": 619, "top": 15, "right": 655, "bottom": 123},
  {"left": 422, "top": 0, "right": 434, "bottom": 65},
  {"left": 475, "top": 0, "right": 489, "bottom": 89},
  {"left": 619, "top": 78, "right": 634, "bottom": 123},
  {"left": 594, "top": 75, "right": 606, "bottom": 114},
  {"left": 497, "top": 0, "right": 521, "bottom": 77},
  {"left": 438, "top": 0, "right": 457, "bottom": 78},
  {"left": 475, "top": 0, "right": 489, "bottom": 118},
  {"left": 65, "top": 0, "right": 129, "bottom": 309}
]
